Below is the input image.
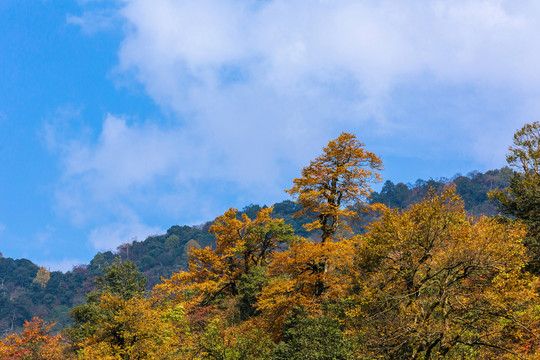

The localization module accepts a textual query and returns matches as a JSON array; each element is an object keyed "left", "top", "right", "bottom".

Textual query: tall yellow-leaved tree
[
  {"left": 257, "top": 133, "right": 382, "bottom": 330},
  {"left": 286, "top": 132, "right": 383, "bottom": 242}
]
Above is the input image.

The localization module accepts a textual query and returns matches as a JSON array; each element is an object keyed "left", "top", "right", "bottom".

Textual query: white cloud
[
  {"left": 119, "top": 1, "right": 540, "bottom": 93},
  {"left": 56, "top": 0, "right": 540, "bottom": 249},
  {"left": 62, "top": 115, "right": 181, "bottom": 193},
  {"left": 67, "top": 8, "right": 120, "bottom": 35},
  {"left": 50, "top": 114, "right": 183, "bottom": 223},
  {"left": 114, "top": 0, "right": 540, "bottom": 164},
  {"left": 49, "top": 111, "right": 290, "bottom": 226}
]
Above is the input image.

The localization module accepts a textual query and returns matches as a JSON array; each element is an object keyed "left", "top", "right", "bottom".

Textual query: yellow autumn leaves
[{"left": 3, "top": 131, "right": 540, "bottom": 359}]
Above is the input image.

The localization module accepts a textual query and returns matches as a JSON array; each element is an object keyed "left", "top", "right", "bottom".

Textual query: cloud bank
[
  {"left": 59, "top": 0, "right": 540, "bottom": 251},
  {"left": 115, "top": 0, "right": 540, "bottom": 161}
]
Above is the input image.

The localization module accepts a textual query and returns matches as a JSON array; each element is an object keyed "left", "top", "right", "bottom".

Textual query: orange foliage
[
  {"left": 257, "top": 237, "right": 355, "bottom": 333},
  {"left": 0, "top": 317, "right": 66, "bottom": 360},
  {"left": 286, "top": 132, "right": 383, "bottom": 242},
  {"left": 155, "top": 206, "right": 293, "bottom": 307}
]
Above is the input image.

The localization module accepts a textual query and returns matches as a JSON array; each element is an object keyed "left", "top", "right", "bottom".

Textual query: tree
[
  {"left": 279, "top": 132, "right": 382, "bottom": 303},
  {"left": 67, "top": 260, "right": 190, "bottom": 359},
  {"left": 197, "top": 318, "right": 274, "bottom": 360},
  {"left": 506, "top": 121, "right": 540, "bottom": 175},
  {"left": 33, "top": 267, "right": 50, "bottom": 288},
  {"left": 273, "top": 309, "right": 352, "bottom": 360},
  {"left": 286, "top": 132, "right": 383, "bottom": 242},
  {"left": 257, "top": 238, "right": 355, "bottom": 332},
  {"left": 93, "top": 259, "right": 146, "bottom": 301},
  {"left": 156, "top": 206, "right": 294, "bottom": 309},
  {"left": 0, "top": 317, "right": 66, "bottom": 360},
  {"left": 491, "top": 121, "right": 540, "bottom": 272},
  {"left": 349, "top": 189, "right": 536, "bottom": 359},
  {"left": 67, "top": 260, "right": 147, "bottom": 349},
  {"left": 76, "top": 295, "right": 188, "bottom": 360}
]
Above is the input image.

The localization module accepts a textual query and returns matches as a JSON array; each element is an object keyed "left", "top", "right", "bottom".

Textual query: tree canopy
[
  {"left": 351, "top": 189, "right": 534, "bottom": 358},
  {"left": 4, "top": 128, "right": 540, "bottom": 359},
  {"left": 507, "top": 121, "right": 540, "bottom": 175},
  {"left": 491, "top": 121, "right": 540, "bottom": 273},
  {"left": 286, "top": 132, "right": 383, "bottom": 242}
]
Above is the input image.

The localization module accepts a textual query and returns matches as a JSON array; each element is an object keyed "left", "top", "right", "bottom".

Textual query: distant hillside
[
  {"left": 0, "top": 200, "right": 309, "bottom": 335},
  {"left": 0, "top": 168, "right": 512, "bottom": 335},
  {"left": 369, "top": 167, "right": 512, "bottom": 216}
]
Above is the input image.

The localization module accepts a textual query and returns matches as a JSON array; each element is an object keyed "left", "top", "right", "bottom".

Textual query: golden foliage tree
[
  {"left": 76, "top": 294, "right": 189, "bottom": 360},
  {"left": 264, "top": 132, "right": 382, "bottom": 309},
  {"left": 156, "top": 206, "right": 294, "bottom": 307},
  {"left": 33, "top": 267, "right": 50, "bottom": 288},
  {"left": 286, "top": 132, "right": 383, "bottom": 242},
  {"left": 348, "top": 189, "right": 537, "bottom": 359},
  {"left": 257, "top": 237, "right": 355, "bottom": 333}
]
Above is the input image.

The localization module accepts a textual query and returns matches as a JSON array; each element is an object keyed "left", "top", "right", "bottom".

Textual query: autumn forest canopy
[{"left": 4, "top": 124, "right": 540, "bottom": 359}]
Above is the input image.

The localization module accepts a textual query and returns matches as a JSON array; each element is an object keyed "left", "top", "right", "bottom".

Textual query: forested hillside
[
  {"left": 0, "top": 201, "right": 313, "bottom": 335},
  {"left": 0, "top": 168, "right": 512, "bottom": 337},
  {"left": 5, "top": 124, "right": 540, "bottom": 358},
  {"left": 370, "top": 167, "right": 513, "bottom": 215}
]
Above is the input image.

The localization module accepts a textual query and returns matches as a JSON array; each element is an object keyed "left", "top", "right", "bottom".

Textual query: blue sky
[{"left": 1, "top": 0, "right": 539, "bottom": 271}]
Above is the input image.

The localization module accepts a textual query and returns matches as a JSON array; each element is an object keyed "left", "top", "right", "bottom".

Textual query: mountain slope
[{"left": 0, "top": 168, "right": 512, "bottom": 335}]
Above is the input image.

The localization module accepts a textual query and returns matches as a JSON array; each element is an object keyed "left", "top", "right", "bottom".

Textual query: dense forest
[
  {"left": 0, "top": 168, "right": 511, "bottom": 336},
  {"left": 0, "top": 201, "right": 313, "bottom": 335},
  {"left": 2, "top": 124, "right": 540, "bottom": 359}
]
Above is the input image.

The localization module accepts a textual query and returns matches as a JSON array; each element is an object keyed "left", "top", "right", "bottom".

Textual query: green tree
[
  {"left": 66, "top": 259, "right": 147, "bottom": 348},
  {"left": 273, "top": 309, "right": 352, "bottom": 360},
  {"left": 92, "top": 259, "right": 146, "bottom": 301},
  {"left": 491, "top": 121, "right": 540, "bottom": 272},
  {"left": 506, "top": 121, "right": 540, "bottom": 175}
]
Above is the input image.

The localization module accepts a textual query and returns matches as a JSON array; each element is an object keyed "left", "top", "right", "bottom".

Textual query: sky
[{"left": 1, "top": 0, "right": 539, "bottom": 271}]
